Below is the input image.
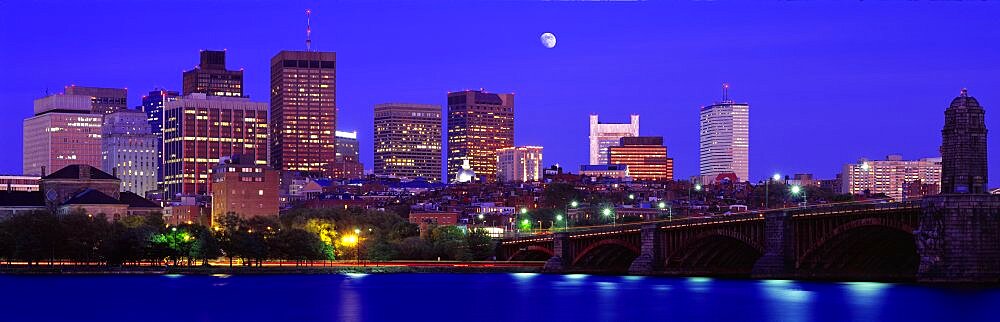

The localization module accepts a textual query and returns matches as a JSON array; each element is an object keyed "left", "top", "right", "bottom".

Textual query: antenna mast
[
  {"left": 306, "top": 9, "right": 312, "bottom": 51},
  {"left": 722, "top": 83, "right": 730, "bottom": 102}
]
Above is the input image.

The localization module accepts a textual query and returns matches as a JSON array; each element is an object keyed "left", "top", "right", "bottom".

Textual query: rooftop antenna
[
  {"left": 305, "top": 9, "right": 312, "bottom": 51},
  {"left": 722, "top": 83, "right": 730, "bottom": 102}
]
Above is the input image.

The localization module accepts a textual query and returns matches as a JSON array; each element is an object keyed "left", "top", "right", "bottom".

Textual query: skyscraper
[
  {"left": 101, "top": 109, "right": 158, "bottom": 196},
  {"left": 589, "top": 114, "right": 639, "bottom": 165},
  {"left": 162, "top": 93, "right": 268, "bottom": 198},
  {"left": 497, "top": 146, "right": 544, "bottom": 183},
  {"left": 447, "top": 90, "right": 514, "bottom": 183},
  {"left": 270, "top": 50, "right": 337, "bottom": 176},
  {"left": 141, "top": 89, "right": 179, "bottom": 186},
  {"left": 64, "top": 85, "right": 128, "bottom": 115},
  {"left": 609, "top": 136, "right": 673, "bottom": 181},
  {"left": 373, "top": 103, "right": 442, "bottom": 182},
  {"left": 332, "top": 130, "right": 364, "bottom": 179},
  {"left": 23, "top": 94, "right": 103, "bottom": 175},
  {"left": 699, "top": 84, "right": 749, "bottom": 183},
  {"left": 182, "top": 50, "right": 244, "bottom": 97},
  {"left": 940, "top": 89, "right": 988, "bottom": 194}
]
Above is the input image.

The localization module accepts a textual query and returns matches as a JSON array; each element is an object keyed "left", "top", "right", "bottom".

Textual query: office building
[
  {"left": 841, "top": 155, "right": 942, "bottom": 200},
  {"left": 579, "top": 164, "right": 629, "bottom": 180},
  {"left": 142, "top": 89, "right": 180, "bottom": 187},
  {"left": 447, "top": 90, "right": 514, "bottom": 183},
  {"left": 182, "top": 50, "right": 244, "bottom": 97},
  {"left": 700, "top": 84, "right": 749, "bottom": 183},
  {"left": 609, "top": 136, "right": 673, "bottom": 181},
  {"left": 0, "top": 175, "right": 40, "bottom": 192},
  {"left": 333, "top": 130, "right": 364, "bottom": 179},
  {"left": 211, "top": 155, "right": 279, "bottom": 224},
  {"left": 101, "top": 109, "right": 158, "bottom": 195},
  {"left": 940, "top": 89, "right": 988, "bottom": 194},
  {"left": 23, "top": 94, "right": 103, "bottom": 175},
  {"left": 497, "top": 146, "right": 543, "bottom": 183},
  {"left": 589, "top": 114, "right": 639, "bottom": 165},
  {"left": 270, "top": 50, "right": 337, "bottom": 176},
  {"left": 373, "top": 103, "right": 443, "bottom": 181},
  {"left": 162, "top": 93, "right": 269, "bottom": 198},
  {"left": 64, "top": 85, "right": 128, "bottom": 115}
]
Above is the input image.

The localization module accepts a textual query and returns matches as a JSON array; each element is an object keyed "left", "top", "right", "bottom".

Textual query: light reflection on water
[{"left": 759, "top": 279, "right": 814, "bottom": 322}]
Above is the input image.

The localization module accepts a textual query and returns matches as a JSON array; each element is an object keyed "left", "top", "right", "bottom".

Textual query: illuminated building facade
[
  {"left": 447, "top": 90, "right": 514, "bottom": 183},
  {"left": 609, "top": 136, "right": 673, "bottom": 181},
  {"left": 497, "top": 146, "right": 543, "bottom": 183},
  {"left": 579, "top": 164, "right": 629, "bottom": 180},
  {"left": 211, "top": 155, "right": 279, "bottom": 224},
  {"left": 841, "top": 155, "right": 942, "bottom": 201},
  {"left": 270, "top": 50, "right": 337, "bottom": 176},
  {"left": 142, "top": 89, "right": 180, "bottom": 187},
  {"left": 0, "top": 175, "right": 40, "bottom": 192},
  {"left": 589, "top": 114, "right": 639, "bottom": 165},
  {"left": 23, "top": 94, "right": 103, "bottom": 175},
  {"left": 699, "top": 85, "right": 749, "bottom": 183},
  {"left": 162, "top": 93, "right": 269, "bottom": 198},
  {"left": 182, "top": 50, "right": 244, "bottom": 97},
  {"left": 373, "top": 103, "right": 442, "bottom": 182},
  {"left": 64, "top": 85, "right": 128, "bottom": 115},
  {"left": 101, "top": 109, "right": 158, "bottom": 196},
  {"left": 333, "top": 130, "right": 364, "bottom": 179}
]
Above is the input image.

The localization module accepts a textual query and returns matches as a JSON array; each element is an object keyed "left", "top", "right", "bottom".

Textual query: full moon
[{"left": 540, "top": 32, "right": 556, "bottom": 48}]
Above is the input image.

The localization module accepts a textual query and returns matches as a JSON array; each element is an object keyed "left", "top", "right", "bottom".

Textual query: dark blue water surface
[{"left": 2, "top": 273, "right": 999, "bottom": 321}]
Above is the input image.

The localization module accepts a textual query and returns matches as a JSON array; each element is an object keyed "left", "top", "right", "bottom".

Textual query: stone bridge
[{"left": 497, "top": 195, "right": 1000, "bottom": 282}]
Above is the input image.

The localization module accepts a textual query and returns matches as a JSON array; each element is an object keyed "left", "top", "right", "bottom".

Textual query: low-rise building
[{"left": 211, "top": 155, "right": 279, "bottom": 225}]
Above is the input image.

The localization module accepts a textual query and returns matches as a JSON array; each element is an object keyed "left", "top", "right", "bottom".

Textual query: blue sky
[{"left": 1, "top": 0, "right": 998, "bottom": 183}]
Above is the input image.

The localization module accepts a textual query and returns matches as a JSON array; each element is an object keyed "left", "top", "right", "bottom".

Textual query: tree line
[{"left": 0, "top": 207, "right": 495, "bottom": 267}]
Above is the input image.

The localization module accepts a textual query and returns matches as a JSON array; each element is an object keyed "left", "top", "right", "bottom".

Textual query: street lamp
[
  {"left": 628, "top": 194, "right": 635, "bottom": 200},
  {"left": 790, "top": 185, "right": 806, "bottom": 207},
  {"left": 555, "top": 214, "right": 566, "bottom": 230},
  {"left": 520, "top": 207, "right": 528, "bottom": 215},
  {"left": 658, "top": 201, "right": 672, "bottom": 221},
  {"left": 602, "top": 208, "right": 615, "bottom": 225},
  {"left": 570, "top": 200, "right": 579, "bottom": 208}
]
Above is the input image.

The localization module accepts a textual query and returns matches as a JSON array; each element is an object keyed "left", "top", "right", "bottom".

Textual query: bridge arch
[
  {"left": 797, "top": 218, "right": 917, "bottom": 278},
  {"left": 507, "top": 245, "right": 554, "bottom": 261},
  {"left": 570, "top": 239, "right": 640, "bottom": 271},
  {"left": 665, "top": 229, "right": 764, "bottom": 274}
]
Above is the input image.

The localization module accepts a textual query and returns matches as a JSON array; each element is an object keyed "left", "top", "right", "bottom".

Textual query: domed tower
[{"left": 940, "top": 89, "right": 988, "bottom": 194}]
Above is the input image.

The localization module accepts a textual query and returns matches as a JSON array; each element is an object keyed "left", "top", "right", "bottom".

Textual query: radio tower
[{"left": 305, "top": 9, "right": 312, "bottom": 51}]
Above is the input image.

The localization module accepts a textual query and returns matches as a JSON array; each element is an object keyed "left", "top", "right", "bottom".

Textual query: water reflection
[
  {"left": 685, "top": 276, "right": 712, "bottom": 293},
  {"left": 842, "top": 282, "right": 891, "bottom": 321},
  {"left": 759, "top": 279, "right": 814, "bottom": 322}
]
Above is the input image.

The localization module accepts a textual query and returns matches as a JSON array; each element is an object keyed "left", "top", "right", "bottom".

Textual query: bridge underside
[
  {"left": 572, "top": 243, "right": 638, "bottom": 272},
  {"left": 797, "top": 226, "right": 918, "bottom": 280},
  {"left": 665, "top": 235, "right": 762, "bottom": 276}
]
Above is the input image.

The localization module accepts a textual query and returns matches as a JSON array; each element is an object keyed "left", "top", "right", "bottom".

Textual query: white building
[
  {"left": 841, "top": 155, "right": 942, "bottom": 201},
  {"left": 23, "top": 94, "right": 104, "bottom": 175},
  {"left": 497, "top": 146, "right": 543, "bottom": 183},
  {"left": 589, "top": 114, "right": 639, "bottom": 165},
  {"left": 102, "top": 109, "right": 159, "bottom": 196},
  {"left": 699, "top": 85, "right": 749, "bottom": 183}
]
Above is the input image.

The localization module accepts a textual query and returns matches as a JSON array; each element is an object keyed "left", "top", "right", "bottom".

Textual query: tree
[
  {"left": 466, "top": 228, "right": 495, "bottom": 261},
  {"left": 429, "top": 225, "right": 467, "bottom": 260},
  {"left": 188, "top": 225, "right": 222, "bottom": 266},
  {"left": 542, "top": 183, "right": 580, "bottom": 208},
  {"left": 273, "top": 229, "right": 325, "bottom": 265},
  {"left": 5, "top": 211, "right": 61, "bottom": 266},
  {"left": 59, "top": 211, "right": 111, "bottom": 264}
]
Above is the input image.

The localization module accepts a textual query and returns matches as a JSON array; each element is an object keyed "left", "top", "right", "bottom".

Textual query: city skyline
[{"left": 1, "top": 1, "right": 998, "bottom": 184}]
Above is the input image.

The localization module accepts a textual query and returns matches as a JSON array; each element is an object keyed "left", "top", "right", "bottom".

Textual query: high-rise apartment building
[
  {"left": 141, "top": 89, "right": 179, "bottom": 187},
  {"left": 162, "top": 93, "right": 269, "bottom": 198},
  {"left": 211, "top": 155, "right": 279, "bottom": 225},
  {"left": 23, "top": 94, "right": 103, "bottom": 175},
  {"left": 64, "top": 85, "right": 128, "bottom": 115},
  {"left": 182, "top": 50, "right": 244, "bottom": 97},
  {"left": 609, "top": 136, "right": 673, "bottom": 181},
  {"left": 700, "top": 84, "right": 749, "bottom": 183},
  {"left": 447, "top": 90, "right": 514, "bottom": 183},
  {"left": 940, "top": 89, "right": 988, "bottom": 194},
  {"left": 497, "top": 146, "right": 543, "bottom": 183},
  {"left": 589, "top": 114, "right": 639, "bottom": 165},
  {"left": 270, "top": 50, "right": 337, "bottom": 177},
  {"left": 841, "top": 155, "right": 942, "bottom": 200},
  {"left": 332, "top": 130, "right": 364, "bottom": 179},
  {"left": 101, "top": 109, "right": 158, "bottom": 196},
  {"left": 373, "top": 103, "right": 443, "bottom": 182}
]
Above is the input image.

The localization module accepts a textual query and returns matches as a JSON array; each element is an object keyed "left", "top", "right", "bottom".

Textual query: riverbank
[{"left": 0, "top": 262, "right": 544, "bottom": 275}]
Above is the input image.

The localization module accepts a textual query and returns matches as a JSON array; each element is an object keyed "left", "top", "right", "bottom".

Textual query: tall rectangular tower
[
  {"left": 182, "top": 50, "right": 244, "bottom": 98},
  {"left": 699, "top": 84, "right": 749, "bottom": 183},
  {"left": 373, "top": 103, "right": 442, "bottom": 182},
  {"left": 23, "top": 94, "right": 104, "bottom": 175},
  {"left": 589, "top": 114, "right": 639, "bottom": 165},
  {"left": 270, "top": 50, "right": 337, "bottom": 176},
  {"left": 141, "top": 89, "right": 179, "bottom": 187},
  {"left": 497, "top": 146, "right": 544, "bottom": 183},
  {"left": 447, "top": 90, "right": 514, "bottom": 183},
  {"left": 102, "top": 109, "right": 158, "bottom": 196},
  {"left": 162, "top": 94, "right": 269, "bottom": 198},
  {"left": 332, "top": 130, "right": 364, "bottom": 179},
  {"left": 64, "top": 85, "right": 128, "bottom": 115}
]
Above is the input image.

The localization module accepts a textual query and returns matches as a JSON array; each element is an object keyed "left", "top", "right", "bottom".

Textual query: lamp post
[
  {"left": 602, "top": 207, "right": 615, "bottom": 226},
  {"left": 791, "top": 185, "right": 806, "bottom": 207},
  {"left": 658, "top": 201, "right": 671, "bottom": 221},
  {"left": 555, "top": 214, "right": 566, "bottom": 230}
]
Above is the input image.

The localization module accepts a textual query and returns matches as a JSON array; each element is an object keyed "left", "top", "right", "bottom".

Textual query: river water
[{"left": 1, "top": 273, "right": 997, "bottom": 321}]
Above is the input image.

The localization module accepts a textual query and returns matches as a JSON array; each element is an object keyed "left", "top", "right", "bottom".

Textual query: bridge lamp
[
  {"left": 556, "top": 214, "right": 564, "bottom": 221},
  {"left": 791, "top": 185, "right": 802, "bottom": 195},
  {"left": 695, "top": 184, "right": 702, "bottom": 191},
  {"left": 602, "top": 208, "right": 612, "bottom": 217},
  {"left": 570, "top": 201, "right": 579, "bottom": 208},
  {"left": 628, "top": 194, "right": 635, "bottom": 200},
  {"left": 658, "top": 201, "right": 666, "bottom": 209},
  {"left": 520, "top": 207, "right": 528, "bottom": 215},
  {"left": 772, "top": 173, "right": 781, "bottom": 181}
]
